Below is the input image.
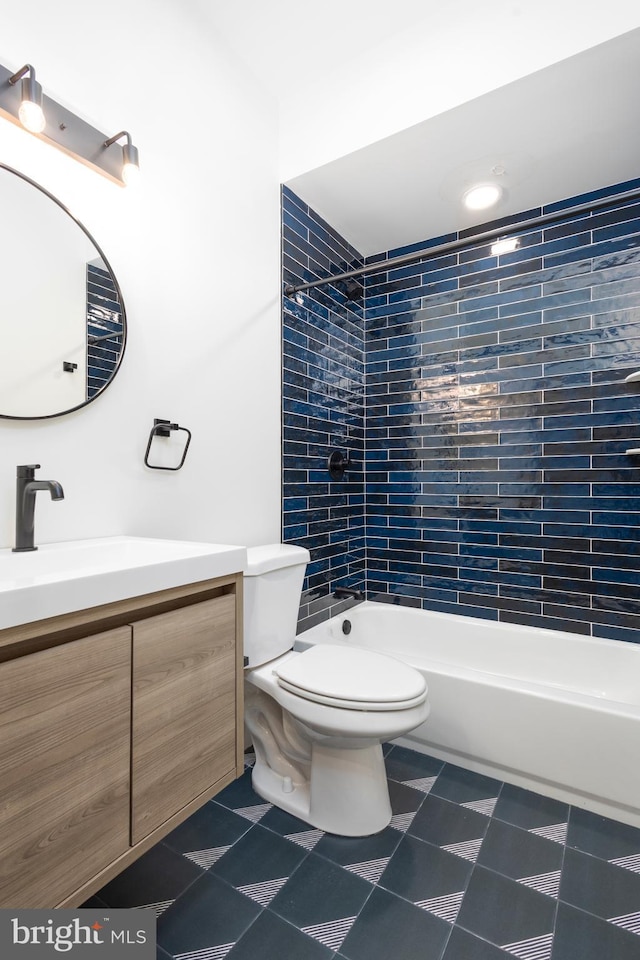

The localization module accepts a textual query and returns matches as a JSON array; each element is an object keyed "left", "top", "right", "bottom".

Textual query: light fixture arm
[
  {"left": 8, "top": 63, "right": 36, "bottom": 85},
  {"left": 104, "top": 130, "right": 133, "bottom": 149}
]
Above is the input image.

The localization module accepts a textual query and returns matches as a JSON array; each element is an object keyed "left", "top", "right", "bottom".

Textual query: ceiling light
[
  {"left": 463, "top": 183, "right": 503, "bottom": 211},
  {"left": 8, "top": 64, "right": 45, "bottom": 133},
  {"left": 491, "top": 237, "right": 520, "bottom": 256}
]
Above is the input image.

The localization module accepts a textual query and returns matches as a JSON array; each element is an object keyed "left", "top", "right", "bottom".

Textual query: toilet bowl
[{"left": 243, "top": 544, "right": 429, "bottom": 836}]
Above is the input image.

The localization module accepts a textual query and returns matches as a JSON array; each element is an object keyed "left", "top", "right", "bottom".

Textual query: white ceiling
[{"left": 285, "top": 28, "right": 640, "bottom": 256}]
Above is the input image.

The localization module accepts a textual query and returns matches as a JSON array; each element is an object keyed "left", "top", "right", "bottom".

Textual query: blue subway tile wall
[
  {"left": 364, "top": 183, "right": 640, "bottom": 638},
  {"left": 86, "top": 262, "right": 123, "bottom": 398},
  {"left": 281, "top": 186, "right": 366, "bottom": 631},
  {"left": 282, "top": 181, "right": 640, "bottom": 639}
]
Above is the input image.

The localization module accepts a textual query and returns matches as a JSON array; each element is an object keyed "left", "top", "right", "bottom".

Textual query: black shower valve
[{"left": 328, "top": 449, "right": 353, "bottom": 481}]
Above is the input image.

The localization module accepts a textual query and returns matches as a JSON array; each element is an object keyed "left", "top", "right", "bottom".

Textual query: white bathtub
[{"left": 296, "top": 601, "right": 640, "bottom": 829}]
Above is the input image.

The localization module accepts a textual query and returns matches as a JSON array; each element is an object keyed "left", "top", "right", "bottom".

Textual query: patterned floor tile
[
  {"left": 95, "top": 843, "right": 202, "bottom": 912},
  {"left": 552, "top": 902, "right": 640, "bottom": 960},
  {"left": 431, "top": 763, "right": 503, "bottom": 808},
  {"left": 226, "top": 910, "right": 332, "bottom": 960},
  {"left": 378, "top": 834, "right": 472, "bottom": 922},
  {"left": 268, "top": 851, "right": 372, "bottom": 947},
  {"left": 443, "top": 926, "right": 515, "bottom": 959},
  {"left": 163, "top": 803, "right": 252, "bottom": 866},
  {"left": 340, "top": 886, "right": 450, "bottom": 960},
  {"left": 477, "top": 819, "right": 564, "bottom": 897},
  {"left": 457, "top": 865, "right": 555, "bottom": 951},
  {"left": 493, "top": 783, "right": 569, "bottom": 833},
  {"left": 210, "top": 823, "right": 308, "bottom": 900},
  {"left": 91, "top": 743, "right": 640, "bottom": 960},
  {"left": 566, "top": 806, "right": 640, "bottom": 868},
  {"left": 408, "top": 792, "right": 491, "bottom": 858},
  {"left": 313, "top": 825, "right": 402, "bottom": 878},
  {"left": 384, "top": 744, "right": 445, "bottom": 785},
  {"left": 156, "top": 873, "right": 261, "bottom": 959},
  {"left": 560, "top": 847, "right": 640, "bottom": 930}
]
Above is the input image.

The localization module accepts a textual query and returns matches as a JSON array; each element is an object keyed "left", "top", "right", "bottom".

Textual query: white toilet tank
[{"left": 244, "top": 543, "right": 310, "bottom": 667}]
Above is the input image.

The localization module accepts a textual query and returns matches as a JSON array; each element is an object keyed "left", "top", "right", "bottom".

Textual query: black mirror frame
[{"left": 0, "top": 162, "right": 127, "bottom": 421}]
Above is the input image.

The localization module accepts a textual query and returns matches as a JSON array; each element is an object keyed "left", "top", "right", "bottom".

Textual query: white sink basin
[{"left": 0, "top": 536, "right": 247, "bottom": 631}]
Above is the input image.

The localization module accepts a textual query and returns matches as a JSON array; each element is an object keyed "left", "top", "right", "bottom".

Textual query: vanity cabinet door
[
  {"left": 0, "top": 628, "right": 132, "bottom": 908},
  {"left": 131, "top": 595, "right": 236, "bottom": 843}
]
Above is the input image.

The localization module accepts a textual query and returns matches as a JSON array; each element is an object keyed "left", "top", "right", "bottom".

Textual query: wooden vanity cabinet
[{"left": 0, "top": 573, "right": 243, "bottom": 908}]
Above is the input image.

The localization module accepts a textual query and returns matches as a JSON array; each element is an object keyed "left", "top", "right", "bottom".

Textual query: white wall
[
  {"left": 0, "top": 0, "right": 282, "bottom": 552},
  {"left": 278, "top": 0, "right": 640, "bottom": 179}
]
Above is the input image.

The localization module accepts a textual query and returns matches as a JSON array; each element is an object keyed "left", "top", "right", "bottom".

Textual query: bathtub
[{"left": 296, "top": 601, "right": 640, "bottom": 829}]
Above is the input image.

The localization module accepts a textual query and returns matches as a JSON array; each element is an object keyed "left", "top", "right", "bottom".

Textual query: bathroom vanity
[{"left": 0, "top": 537, "right": 246, "bottom": 908}]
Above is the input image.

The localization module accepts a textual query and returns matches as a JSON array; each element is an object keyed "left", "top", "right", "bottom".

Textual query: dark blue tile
[
  {"left": 269, "top": 852, "right": 371, "bottom": 930},
  {"left": 552, "top": 901, "right": 640, "bottom": 960},
  {"left": 96, "top": 843, "right": 202, "bottom": 909},
  {"left": 162, "top": 802, "right": 252, "bottom": 860},
  {"left": 379, "top": 833, "right": 473, "bottom": 907},
  {"left": 456, "top": 865, "right": 555, "bottom": 949},
  {"left": 340, "top": 886, "right": 450, "bottom": 960},
  {"left": 157, "top": 873, "right": 261, "bottom": 957},
  {"left": 227, "top": 910, "right": 332, "bottom": 960},
  {"left": 477, "top": 819, "right": 563, "bottom": 890},
  {"left": 560, "top": 846, "right": 640, "bottom": 922},
  {"left": 211, "top": 823, "right": 309, "bottom": 889},
  {"left": 442, "top": 926, "right": 516, "bottom": 960}
]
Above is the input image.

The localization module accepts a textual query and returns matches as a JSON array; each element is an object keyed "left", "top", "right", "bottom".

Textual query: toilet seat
[{"left": 274, "top": 644, "right": 427, "bottom": 712}]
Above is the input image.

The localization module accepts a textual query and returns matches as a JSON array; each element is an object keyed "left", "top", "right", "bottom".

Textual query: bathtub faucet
[
  {"left": 13, "top": 464, "right": 64, "bottom": 553},
  {"left": 334, "top": 587, "right": 364, "bottom": 601}
]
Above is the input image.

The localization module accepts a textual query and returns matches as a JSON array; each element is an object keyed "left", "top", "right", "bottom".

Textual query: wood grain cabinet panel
[
  {"left": 0, "top": 627, "right": 131, "bottom": 907},
  {"left": 131, "top": 594, "right": 236, "bottom": 843}
]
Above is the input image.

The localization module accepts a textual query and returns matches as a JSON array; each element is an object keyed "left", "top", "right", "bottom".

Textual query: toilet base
[{"left": 252, "top": 740, "right": 392, "bottom": 836}]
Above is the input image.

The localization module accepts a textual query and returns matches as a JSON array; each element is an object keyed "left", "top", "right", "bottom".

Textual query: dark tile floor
[{"left": 86, "top": 746, "right": 640, "bottom": 960}]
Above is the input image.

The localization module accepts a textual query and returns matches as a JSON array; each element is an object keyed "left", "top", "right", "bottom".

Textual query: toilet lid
[{"left": 274, "top": 644, "right": 427, "bottom": 710}]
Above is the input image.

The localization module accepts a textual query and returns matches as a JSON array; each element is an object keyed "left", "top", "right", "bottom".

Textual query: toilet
[{"left": 243, "top": 543, "right": 430, "bottom": 836}]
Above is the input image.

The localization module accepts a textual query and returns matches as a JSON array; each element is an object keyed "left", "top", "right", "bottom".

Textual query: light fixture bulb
[
  {"left": 18, "top": 97, "right": 45, "bottom": 133},
  {"left": 463, "top": 183, "right": 503, "bottom": 211},
  {"left": 17, "top": 74, "right": 45, "bottom": 133},
  {"left": 122, "top": 159, "right": 140, "bottom": 186},
  {"left": 491, "top": 237, "right": 520, "bottom": 256}
]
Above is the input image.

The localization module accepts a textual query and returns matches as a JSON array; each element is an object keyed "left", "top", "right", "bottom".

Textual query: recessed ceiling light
[{"left": 463, "top": 183, "right": 503, "bottom": 211}]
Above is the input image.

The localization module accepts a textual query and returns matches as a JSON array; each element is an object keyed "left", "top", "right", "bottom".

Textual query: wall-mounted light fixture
[
  {"left": 0, "top": 61, "right": 139, "bottom": 187},
  {"left": 104, "top": 131, "right": 140, "bottom": 186},
  {"left": 9, "top": 64, "right": 45, "bottom": 133}
]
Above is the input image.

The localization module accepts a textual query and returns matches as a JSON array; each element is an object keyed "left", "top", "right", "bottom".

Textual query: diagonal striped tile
[
  {"left": 401, "top": 776, "right": 438, "bottom": 794},
  {"left": 344, "top": 857, "right": 390, "bottom": 883},
  {"left": 461, "top": 797, "right": 498, "bottom": 817},
  {"left": 609, "top": 911, "right": 640, "bottom": 935},
  {"left": 284, "top": 828, "right": 324, "bottom": 850},
  {"left": 501, "top": 932, "right": 553, "bottom": 959},
  {"left": 609, "top": 853, "right": 640, "bottom": 874},
  {"left": 236, "top": 877, "right": 288, "bottom": 906},
  {"left": 440, "top": 838, "right": 483, "bottom": 862},
  {"left": 301, "top": 916, "right": 357, "bottom": 951},
  {"left": 415, "top": 890, "right": 464, "bottom": 923},
  {"left": 184, "top": 845, "right": 231, "bottom": 869},
  {"left": 517, "top": 870, "right": 561, "bottom": 898},
  {"left": 243, "top": 751, "right": 256, "bottom": 767},
  {"left": 134, "top": 899, "right": 173, "bottom": 917},
  {"left": 234, "top": 803, "right": 272, "bottom": 823},
  {"left": 528, "top": 822, "right": 567, "bottom": 844},
  {"left": 174, "top": 944, "right": 235, "bottom": 960},
  {"left": 389, "top": 811, "right": 418, "bottom": 832}
]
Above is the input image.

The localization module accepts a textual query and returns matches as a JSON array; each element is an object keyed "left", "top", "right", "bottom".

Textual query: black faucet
[{"left": 12, "top": 464, "right": 64, "bottom": 553}]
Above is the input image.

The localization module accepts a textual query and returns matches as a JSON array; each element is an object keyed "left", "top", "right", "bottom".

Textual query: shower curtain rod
[{"left": 283, "top": 185, "right": 640, "bottom": 298}]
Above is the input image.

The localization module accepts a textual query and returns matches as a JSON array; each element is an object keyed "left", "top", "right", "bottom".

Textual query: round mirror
[{"left": 0, "top": 164, "right": 126, "bottom": 419}]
